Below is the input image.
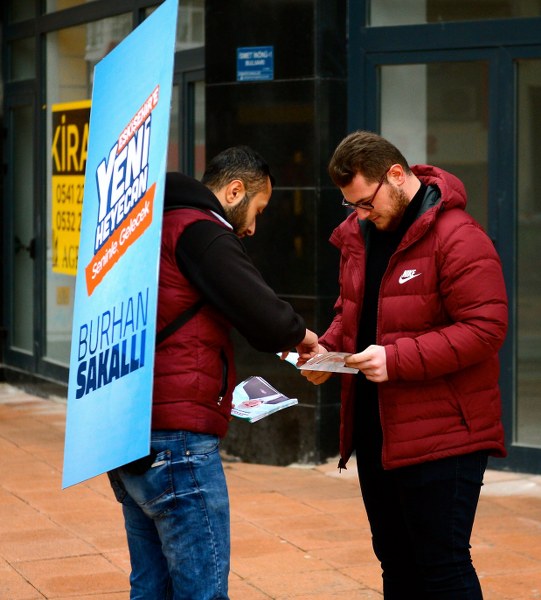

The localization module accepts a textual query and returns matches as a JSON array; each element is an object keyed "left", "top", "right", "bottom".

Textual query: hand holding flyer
[{"left": 299, "top": 352, "right": 359, "bottom": 374}]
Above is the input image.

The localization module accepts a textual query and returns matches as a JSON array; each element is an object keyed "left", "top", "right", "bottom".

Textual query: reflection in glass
[
  {"left": 516, "top": 59, "right": 541, "bottom": 447},
  {"left": 168, "top": 79, "right": 205, "bottom": 176},
  {"left": 85, "top": 16, "right": 133, "bottom": 82},
  {"left": 7, "top": 0, "right": 35, "bottom": 22},
  {"left": 193, "top": 80, "right": 205, "bottom": 179},
  {"left": 46, "top": 0, "right": 87, "bottom": 12},
  {"left": 177, "top": 0, "right": 205, "bottom": 49},
  {"left": 12, "top": 105, "right": 35, "bottom": 352},
  {"left": 168, "top": 86, "right": 180, "bottom": 171},
  {"left": 10, "top": 38, "right": 36, "bottom": 81},
  {"left": 147, "top": 0, "right": 205, "bottom": 50},
  {"left": 370, "top": 0, "right": 541, "bottom": 26},
  {"left": 381, "top": 61, "right": 488, "bottom": 227}
]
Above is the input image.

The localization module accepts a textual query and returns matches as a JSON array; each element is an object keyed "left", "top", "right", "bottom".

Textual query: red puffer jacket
[
  {"left": 152, "top": 208, "right": 236, "bottom": 437},
  {"left": 320, "top": 165, "right": 508, "bottom": 470}
]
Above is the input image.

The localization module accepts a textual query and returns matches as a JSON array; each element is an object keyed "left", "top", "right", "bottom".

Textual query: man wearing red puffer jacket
[{"left": 301, "top": 130, "right": 508, "bottom": 600}]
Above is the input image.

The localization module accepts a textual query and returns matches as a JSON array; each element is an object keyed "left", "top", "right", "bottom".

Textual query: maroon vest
[{"left": 152, "top": 208, "right": 236, "bottom": 437}]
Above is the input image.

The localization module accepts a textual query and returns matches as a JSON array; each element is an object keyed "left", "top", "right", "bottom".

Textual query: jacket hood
[
  {"left": 412, "top": 164, "right": 467, "bottom": 211},
  {"left": 330, "top": 164, "right": 468, "bottom": 254},
  {"left": 164, "top": 171, "right": 226, "bottom": 217}
]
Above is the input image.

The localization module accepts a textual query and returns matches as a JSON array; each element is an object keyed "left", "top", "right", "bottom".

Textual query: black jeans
[{"left": 356, "top": 450, "right": 488, "bottom": 600}]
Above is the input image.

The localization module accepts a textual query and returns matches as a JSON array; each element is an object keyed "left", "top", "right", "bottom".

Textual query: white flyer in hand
[{"left": 300, "top": 352, "right": 359, "bottom": 374}]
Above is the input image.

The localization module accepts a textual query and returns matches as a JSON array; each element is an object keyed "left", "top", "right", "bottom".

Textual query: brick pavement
[{"left": 0, "top": 383, "right": 540, "bottom": 599}]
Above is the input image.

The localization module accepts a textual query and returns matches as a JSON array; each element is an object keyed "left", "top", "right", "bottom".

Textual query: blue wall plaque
[{"left": 237, "top": 46, "right": 274, "bottom": 81}]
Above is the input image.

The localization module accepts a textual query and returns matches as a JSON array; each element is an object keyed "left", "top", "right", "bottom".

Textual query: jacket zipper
[
  {"left": 376, "top": 230, "right": 426, "bottom": 466},
  {"left": 364, "top": 186, "right": 440, "bottom": 467},
  {"left": 217, "top": 349, "right": 228, "bottom": 406}
]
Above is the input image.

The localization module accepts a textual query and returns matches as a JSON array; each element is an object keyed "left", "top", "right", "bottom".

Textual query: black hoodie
[{"left": 162, "top": 172, "right": 306, "bottom": 352}]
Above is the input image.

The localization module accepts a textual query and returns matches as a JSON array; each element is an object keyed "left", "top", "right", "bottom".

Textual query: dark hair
[
  {"left": 201, "top": 145, "right": 275, "bottom": 194},
  {"left": 328, "top": 130, "right": 411, "bottom": 187}
]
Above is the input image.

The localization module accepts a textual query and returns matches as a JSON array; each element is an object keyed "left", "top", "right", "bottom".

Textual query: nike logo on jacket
[{"left": 398, "top": 269, "right": 422, "bottom": 284}]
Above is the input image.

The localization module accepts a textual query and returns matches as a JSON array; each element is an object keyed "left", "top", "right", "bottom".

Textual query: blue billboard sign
[{"left": 62, "top": 0, "right": 178, "bottom": 488}]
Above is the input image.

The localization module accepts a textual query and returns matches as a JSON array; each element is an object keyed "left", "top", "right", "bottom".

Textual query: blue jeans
[
  {"left": 108, "top": 430, "right": 230, "bottom": 600},
  {"left": 356, "top": 451, "right": 488, "bottom": 599}
]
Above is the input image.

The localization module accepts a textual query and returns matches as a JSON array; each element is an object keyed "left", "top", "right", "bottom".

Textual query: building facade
[{"left": 1, "top": 0, "right": 540, "bottom": 473}]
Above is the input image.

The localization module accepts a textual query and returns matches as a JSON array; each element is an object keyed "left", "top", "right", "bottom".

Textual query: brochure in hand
[
  {"left": 231, "top": 375, "right": 298, "bottom": 423},
  {"left": 296, "top": 352, "right": 359, "bottom": 374}
]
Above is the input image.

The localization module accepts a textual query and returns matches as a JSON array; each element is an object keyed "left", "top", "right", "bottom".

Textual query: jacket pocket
[{"left": 445, "top": 377, "right": 471, "bottom": 432}]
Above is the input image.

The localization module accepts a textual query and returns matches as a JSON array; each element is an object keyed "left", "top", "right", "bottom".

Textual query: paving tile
[
  {"left": 231, "top": 522, "right": 298, "bottom": 560},
  {"left": 20, "top": 486, "right": 110, "bottom": 515},
  {"left": 1, "top": 461, "right": 62, "bottom": 494},
  {"left": 84, "top": 473, "right": 116, "bottom": 497},
  {"left": 291, "top": 591, "right": 382, "bottom": 600},
  {"left": 230, "top": 491, "right": 321, "bottom": 521},
  {"left": 0, "top": 558, "right": 44, "bottom": 600},
  {"left": 310, "top": 539, "right": 376, "bottom": 570},
  {"left": 15, "top": 555, "right": 129, "bottom": 598},
  {"left": 249, "top": 568, "right": 362, "bottom": 598},
  {"left": 231, "top": 543, "right": 328, "bottom": 579},
  {"left": 480, "top": 572, "right": 541, "bottom": 600},
  {"left": 299, "top": 494, "right": 367, "bottom": 516},
  {"left": 59, "top": 595, "right": 128, "bottom": 600},
  {"left": 250, "top": 513, "right": 366, "bottom": 551},
  {"left": 475, "top": 529, "right": 541, "bottom": 563},
  {"left": 0, "top": 528, "right": 94, "bottom": 562},
  {"left": 102, "top": 549, "right": 131, "bottom": 575},
  {"left": 47, "top": 509, "right": 128, "bottom": 554},
  {"left": 228, "top": 578, "right": 272, "bottom": 599},
  {"left": 0, "top": 500, "right": 58, "bottom": 535},
  {"left": 339, "top": 564, "right": 383, "bottom": 593}
]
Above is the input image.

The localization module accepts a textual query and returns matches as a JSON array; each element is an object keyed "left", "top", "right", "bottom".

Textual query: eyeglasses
[{"left": 341, "top": 170, "right": 388, "bottom": 211}]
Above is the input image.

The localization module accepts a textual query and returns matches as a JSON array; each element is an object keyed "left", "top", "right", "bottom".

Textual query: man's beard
[
  {"left": 385, "top": 186, "right": 410, "bottom": 231},
  {"left": 224, "top": 194, "right": 250, "bottom": 236}
]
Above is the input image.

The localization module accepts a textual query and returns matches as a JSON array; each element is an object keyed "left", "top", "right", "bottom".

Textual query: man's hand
[
  {"left": 300, "top": 345, "right": 333, "bottom": 385},
  {"left": 295, "top": 328, "right": 319, "bottom": 360},
  {"left": 279, "top": 329, "right": 319, "bottom": 363},
  {"left": 345, "top": 345, "right": 388, "bottom": 382}
]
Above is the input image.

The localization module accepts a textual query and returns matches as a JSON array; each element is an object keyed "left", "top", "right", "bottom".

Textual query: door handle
[{"left": 14, "top": 236, "right": 36, "bottom": 259}]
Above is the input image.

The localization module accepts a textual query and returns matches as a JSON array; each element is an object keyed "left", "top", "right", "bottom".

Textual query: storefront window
[
  {"left": 45, "top": 14, "right": 131, "bottom": 364},
  {"left": 147, "top": 0, "right": 204, "bottom": 49},
  {"left": 168, "top": 77, "right": 205, "bottom": 176},
  {"left": 6, "top": 0, "right": 36, "bottom": 22},
  {"left": 380, "top": 61, "right": 489, "bottom": 227},
  {"left": 178, "top": 0, "right": 204, "bottom": 49},
  {"left": 370, "top": 0, "right": 541, "bottom": 26},
  {"left": 169, "top": 86, "right": 180, "bottom": 171},
  {"left": 10, "top": 38, "right": 36, "bottom": 80},
  {"left": 164, "top": 0, "right": 205, "bottom": 176},
  {"left": 516, "top": 58, "right": 541, "bottom": 447},
  {"left": 193, "top": 79, "right": 205, "bottom": 178},
  {"left": 46, "top": 0, "right": 90, "bottom": 12}
]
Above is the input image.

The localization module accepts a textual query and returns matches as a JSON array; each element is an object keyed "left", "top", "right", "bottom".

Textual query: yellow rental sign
[{"left": 51, "top": 100, "right": 91, "bottom": 275}]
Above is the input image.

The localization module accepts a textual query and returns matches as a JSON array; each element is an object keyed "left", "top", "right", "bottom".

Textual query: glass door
[
  {"left": 515, "top": 54, "right": 541, "bottom": 452},
  {"left": 4, "top": 92, "right": 37, "bottom": 372},
  {"left": 169, "top": 51, "right": 205, "bottom": 178},
  {"left": 365, "top": 51, "right": 495, "bottom": 229},
  {"left": 166, "top": 0, "right": 205, "bottom": 178}
]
